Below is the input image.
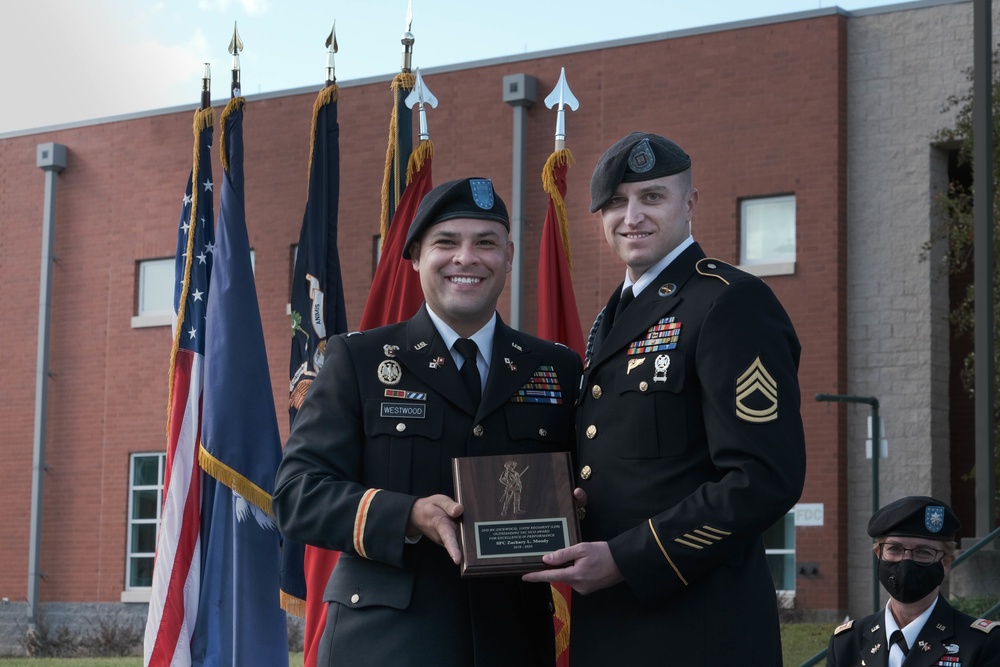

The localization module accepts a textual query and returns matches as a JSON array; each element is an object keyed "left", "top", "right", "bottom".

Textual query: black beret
[
  {"left": 867, "top": 496, "right": 961, "bottom": 540},
  {"left": 402, "top": 177, "right": 509, "bottom": 259},
  {"left": 590, "top": 132, "right": 692, "bottom": 212}
]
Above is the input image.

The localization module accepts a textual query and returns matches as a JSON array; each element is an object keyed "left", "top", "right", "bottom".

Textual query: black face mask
[{"left": 877, "top": 558, "right": 945, "bottom": 604}]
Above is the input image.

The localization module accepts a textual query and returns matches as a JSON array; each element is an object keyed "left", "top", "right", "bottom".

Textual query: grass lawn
[
  {"left": 782, "top": 622, "right": 838, "bottom": 666},
  {"left": 0, "top": 628, "right": 837, "bottom": 667},
  {"left": 0, "top": 633, "right": 839, "bottom": 667}
]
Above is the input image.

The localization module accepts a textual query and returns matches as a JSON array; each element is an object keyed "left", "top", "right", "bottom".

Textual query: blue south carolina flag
[{"left": 193, "top": 96, "right": 288, "bottom": 667}]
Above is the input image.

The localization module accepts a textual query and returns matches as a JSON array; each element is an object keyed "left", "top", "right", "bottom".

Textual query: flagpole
[
  {"left": 284, "top": 26, "right": 346, "bottom": 667},
  {"left": 379, "top": 1, "right": 416, "bottom": 242},
  {"left": 145, "top": 70, "right": 216, "bottom": 667},
  {"left": 542, "top": 67, "right": 580, "bottom": 272},
  {"left": 201, "top": 63, "right": 212, "bottom": 111},
  {"left": 196, "top": 24, "right": 289, "bottom": 665},
  {"left": 326, "top": 21, "right": 338, "bottom": 87},
  {"left": 229, "top": 22, "right": 244, "bottom": 98},
  {"left": 545, "top": 68, "right": 579, "bottom": 153},
  {"left": 359, "top": 65, "right": 434, "bottom": 330},
  {"left": 538, "top": 68, "right": 583, "bottom": 667},
  {"left": 405, "top": 69, "right": 437, "bottom": 144}
]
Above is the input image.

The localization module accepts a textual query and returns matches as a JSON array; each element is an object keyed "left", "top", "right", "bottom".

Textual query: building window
[
  {"left": 764, "top": 511, "right": 796, "bottom": 597},
  {"left": 372, "top": 234, "right": 382, "bottom": 278},
  {"left": 126, "top": 452, "right": 165, "bottom": 590},
  {"left": 132, "top": 258, "right": 174, "bottom": 328},
  {"left": 132, "top": 252, "right": 256, "bottom": 329},
  {"left": 739, "top": 195, "right": 796, "bottom": 276}
]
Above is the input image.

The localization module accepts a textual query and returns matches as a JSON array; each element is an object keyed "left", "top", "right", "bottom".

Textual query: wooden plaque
[{"left": 451, "top": 451, "right": 581, "bottom": 577}]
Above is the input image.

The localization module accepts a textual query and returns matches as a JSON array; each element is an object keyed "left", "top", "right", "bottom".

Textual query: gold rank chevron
[
  {"left": 735, "top": 356, "right": 778, "bottom": 423},
  {"left": 674, "top": 524, "right": 731, "bottom": 550}
]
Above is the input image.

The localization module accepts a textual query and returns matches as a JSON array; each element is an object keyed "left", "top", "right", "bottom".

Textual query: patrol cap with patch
[
  {"left": 590, "top": 132, "right": 692, "bottom": 212},
  {"left": 867, "top": 496, "right": 961, "bottom": 540},
  {"left": 403, "top": 177, "right": 510, "bottom": 259}
]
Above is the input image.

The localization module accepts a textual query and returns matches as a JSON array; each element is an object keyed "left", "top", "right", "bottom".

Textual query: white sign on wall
[{"left": 794, "top": 503, "right": 824, "bottom": 527}]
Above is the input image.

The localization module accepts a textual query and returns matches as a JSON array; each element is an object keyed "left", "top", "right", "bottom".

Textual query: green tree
[{"left": 930, "top": 55, "right": 1000, "bottom": 521}]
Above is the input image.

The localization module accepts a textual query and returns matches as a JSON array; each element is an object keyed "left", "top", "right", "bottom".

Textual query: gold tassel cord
[
  {"left": 305, "top": 84, "right": 339, "bottom": 191},
  {"left": 541, "top": 149, "right": 576, "bottom": 272},
  {"left": 198, "top": 444, "right": 275, "bottom": 517},
  {"left": 551, "top": 583, "right": 571, "bottom": 656},
  {"left": 166, "top": 107, "right": 214, "bottom": 436},
  {"left": 219, "top": 96, "right": 247, "bottom": 174},
  {"left": 380, "top": 72, "right": 416, "bottom": 244},
  {"left": 406, "top": 139, "right": 434, "bottom": 185},
  {"left": 280, "top": 590, "right": 307, "bottom": 619}
]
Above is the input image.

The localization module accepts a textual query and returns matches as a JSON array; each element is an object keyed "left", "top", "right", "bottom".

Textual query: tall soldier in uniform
[
  {"left": 827, "top": 496, "right": 1000, "bottom": 667},
  {"left": 274, "top": 177, "right": 582, "bottom": 667},
  {"left": 524, "top": 132, "right": 807, "bottom": 665}
]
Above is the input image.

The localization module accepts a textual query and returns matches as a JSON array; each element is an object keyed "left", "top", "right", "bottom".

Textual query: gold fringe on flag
[
  {"left": 551, "top": 583, "right": 571, "bottom": 657},
  {"left": 379, "top": 72, "right": 416, "bottom": 244},
  {"left": 219, "top": 96, "right": 247, "bottom": 174},
  {"left": 280, "top": 590, "right": 307, "bottom": 619},
  {"left": 541, "top": 148, "right": 576, "bottom": 272},
  {"left": 406, "top": 139, "right": 434, "bottom": 185},
  {"left": 199, "top": 443, "right": 275, "bottom": 517},
  {"left": 305, "top": 84, "right": 339, "bottom": 190},
  {"left": 166, "top": 106, "right": 215, "bottom": 436}
]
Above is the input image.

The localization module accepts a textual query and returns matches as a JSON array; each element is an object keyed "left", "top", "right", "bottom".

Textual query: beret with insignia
[
  {"left": 590, "top": 131, "right": 692, "bottom": 212},
  {"left": 867, "top": 495, "right": 961, "bottom": 540},
  {"left": 403, "top": 177, "right": 509, "bottom": 259}
]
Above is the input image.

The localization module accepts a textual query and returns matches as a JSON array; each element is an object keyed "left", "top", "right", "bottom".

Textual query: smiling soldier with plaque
[
  {"left": 452, "top": 451, "right": 581, "bottom": 577},
  {"left": 273, "top": 177, "right": 582, "bottom": 667}
]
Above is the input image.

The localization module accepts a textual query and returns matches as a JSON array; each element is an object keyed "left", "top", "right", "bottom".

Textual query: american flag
[{"left": 144, "top": 107, "right": 215, "bottom": 667}]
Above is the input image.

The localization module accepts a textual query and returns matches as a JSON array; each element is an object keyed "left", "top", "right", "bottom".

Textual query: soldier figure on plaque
[{"left": 499, "top": 461, "right": 528, "bottom": 517}]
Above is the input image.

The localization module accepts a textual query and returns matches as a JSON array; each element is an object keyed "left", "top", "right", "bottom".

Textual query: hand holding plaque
[{"left": 451, "top": 451, "right": 581, "bottom": 577}]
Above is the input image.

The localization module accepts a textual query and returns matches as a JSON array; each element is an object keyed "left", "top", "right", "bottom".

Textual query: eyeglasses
[{"left": 877, "top": 542, "right": 945, "bottom": 565}]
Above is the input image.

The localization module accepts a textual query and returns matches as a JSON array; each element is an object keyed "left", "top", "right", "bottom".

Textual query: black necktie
[
  {"left": 612, "top": 286, "right": 635, "bottom": 327},
  {"left": 889, "top": 630, "right": 910, "bottom": 657},
  {"left": 453, "top": 338, "right": 482, "bottom": 406}
]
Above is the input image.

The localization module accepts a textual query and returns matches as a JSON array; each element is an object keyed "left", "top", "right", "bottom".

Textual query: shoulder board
[
  {"left": 971, "top": 618, "right": 999, "bottom": 634},
  {"left": 554, "top": 342, "right": 568, "bottom": 349},
  {"left": 695, "top": 257, "right": 737, "bottom": 285},
  {"left": 346, "top": 331, "right": 363, "bottom": 337},
  {"left": 833, "top": 620, "right": 855, "bottom": 636}
]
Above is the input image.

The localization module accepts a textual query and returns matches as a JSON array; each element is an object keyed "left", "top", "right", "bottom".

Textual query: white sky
[{"left": 0, "top": 0, "right": 917, "bottom": 135}]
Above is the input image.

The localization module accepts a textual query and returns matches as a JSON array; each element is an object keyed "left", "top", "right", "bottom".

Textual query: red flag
[
  {"left": 360, "top": 140, "right": 433, "bottom": 330},
  {"left": 537, "top": 148, "right": 583, "bottom": 666},
  {"left": 537, "top": 149, "right": 584, "bottom": 357}
]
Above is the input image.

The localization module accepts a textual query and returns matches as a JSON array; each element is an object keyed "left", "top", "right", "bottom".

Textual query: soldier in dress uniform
[
  {"left": 826, "top": 496, "right": 1000, "bottom": 667},
  {"left": 273, "top": 177, "right": 582, "bottom": 667},
  {"left": 523, "top": 132, "right": 806, "bottom": 665}
]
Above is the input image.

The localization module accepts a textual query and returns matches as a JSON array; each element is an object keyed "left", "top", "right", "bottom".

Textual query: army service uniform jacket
[
  {"left": 570, "top": 242, "right": 807, "bottom": 666},
  {"left": 272, "top": 306, "right": 582, "bottom": 667},
  {"left": 826, "top": 596, "right": 1000, "bottom": 666}
]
